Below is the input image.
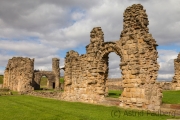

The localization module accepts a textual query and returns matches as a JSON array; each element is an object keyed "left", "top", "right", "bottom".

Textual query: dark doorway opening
[{"left": 53, "top": 82, "right": 55, "bottom": 89}]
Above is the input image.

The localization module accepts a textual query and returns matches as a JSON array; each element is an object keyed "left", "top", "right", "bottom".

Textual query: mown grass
[
  {"left": 162, "top": 90, "right": 180, "bottom": 104},
  {"left": 108, "top": 90, "right": 180, "bottom": 104},
  {"left": 60, "top": 77, "right": 64, "bottom": 83},
  {"left": 108, "top": 90, "right": 122, "bottom": 98},
  {"left": 0, "top": 95, "right": 176, "bottom": 120}
]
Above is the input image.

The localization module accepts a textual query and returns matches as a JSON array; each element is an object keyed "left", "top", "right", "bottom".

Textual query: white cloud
[
  {"left": 71, "top": 12, "right": 85, "bottom": 21},
  {"left": 108, "top": 52, "right": 121, "bottom": 78},
  {"left": 0, "top": 0, "right": 179, "bottom": 81},
  {"left": 157, "top": 49, "right": 178, "bottom": 80}
]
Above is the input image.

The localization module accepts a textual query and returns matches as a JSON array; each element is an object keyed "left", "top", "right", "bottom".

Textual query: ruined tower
[
  {"left": 172, "top": 53, "right": 180, "bottom": 90},
  {"left": 118, "top": 4, "right": 161, "bottom": 110},
  {"left": 52, "top": 58, "right": 60, "bottom": 89}
]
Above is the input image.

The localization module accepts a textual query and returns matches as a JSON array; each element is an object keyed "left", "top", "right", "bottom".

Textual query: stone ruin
[
  {"left": 2, "top": 4, "right": 173, "bottom": 111},
  {"left": 3, "top": 57, "right": 60, "bottom": 92},
  {"left": 107, "top": 78, "right": 123, "bottom": 90},
  {"left": 119, "top": 4, "right": 161, "bottom": 110},
  {"left": 33, "top": 58, "right": 60, "bottom": 90},
  {"left": 3, "top": 57, "right": 34, "bottom": 92},
  {"left": 62, "top": 4, "right": 162, "bottom": 110},
  {"left": 172, "top": 53, "right": 180, "bottom": 90}
]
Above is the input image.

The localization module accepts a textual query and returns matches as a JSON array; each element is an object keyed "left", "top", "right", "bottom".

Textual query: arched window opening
[
  {"left": 40, "top": 76, "right": 48, "bottom": 90},
  {"left": 106, "top": 52, "right": 123, "bottom": 98}
]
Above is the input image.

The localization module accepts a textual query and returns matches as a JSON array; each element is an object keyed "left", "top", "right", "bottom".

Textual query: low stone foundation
[
  {"left": 107, "top": 78, "right": 123, "bottom": 90},
  {"left": 27, "top": 91, "right": 62, "bottom": 99}
]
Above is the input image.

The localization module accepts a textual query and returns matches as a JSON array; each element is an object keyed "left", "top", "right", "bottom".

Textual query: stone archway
[
  {"left": 40, "top": 75, "right": 48, "bottom": 89},
  {"left": 97, "top": 42, "right": 123, "bottom": 97},
  {"left": 33, "top": 71, "right": 56, "bottom": 90},
  {"left": 62, "top": 27, "right": 124, "bottom": 102},
  {"left": 63, "top": 4, "right": 162, "bottom": 110}
]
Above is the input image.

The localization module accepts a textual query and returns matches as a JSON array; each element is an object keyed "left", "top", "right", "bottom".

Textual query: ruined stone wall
[
  {"left": 62, "top": 28, "right": 123, "bottom": 102},
  {"left": 118, "top": 4, "right": 161, "bottom": 110},
  {"left": 3, "top": 57, "right": 34, "bottom": 92},
  {"left": 33, "top": 58, "right": 60, "bottom": 90},
  {"left": 63, "top": 4, "right": 161, "bottom": 110},
  {"left": 3, "top": 57, "right": 60, "bottom": 91},
  {"left": 172, "top": 53, "right": 180, "bottom": 90},
  {"left": 107, "top": 78, "right": 123, "bottom": 90},
  {"left": 52, "top": 58, "right": 60, "bottom": 89},
  {"left": 157, "top": 81, "right": 172, "bottom": 90},
  {"left": 33, "top": 71, "right": 55, "bottom": 90}
]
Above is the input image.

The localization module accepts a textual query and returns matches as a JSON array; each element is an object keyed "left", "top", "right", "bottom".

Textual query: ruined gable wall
[
  {"left": 3, "top": 57, "right": 34, "bottom": 92},
  {"left": 52, "top": 58, "right": 60, "bottom": 89}
]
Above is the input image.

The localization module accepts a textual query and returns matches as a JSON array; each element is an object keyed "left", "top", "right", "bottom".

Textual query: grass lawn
[
  {"left": 108, "top": 90, "right": 122, "bottom": 98},
  {"left": 0, "top": 95, "right": 176, "bottom": 120},
  {"left": 60, "top": 77, "right": 64, "bottom": 83},
  {"left": 108, "top": 90, "right": 180, "bottom": 104},
  {"left": 162, "top": 90, "right": 180, "bottom": 104}
]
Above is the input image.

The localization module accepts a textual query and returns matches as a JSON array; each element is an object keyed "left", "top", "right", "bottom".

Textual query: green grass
[
  {"left": 0, "top": 75, "right": 3, "bottom": 84},
  {"left": 108, "top": 90, "right": 122, "bottom": 98},
  {"left": 40, "top": 76, "right": 48, "bottom": 88},
  {"left": 0, "top": 95, "right": 176, "bottom": 120},
  {"left": 108, "top": 90, "right": 180, "bottom": 104},
  {"left": 60, "top": 77, "right": 64, "bottom": 83},
  {"left": 162, "top": 90, "right": 180, "bottom": 104}
]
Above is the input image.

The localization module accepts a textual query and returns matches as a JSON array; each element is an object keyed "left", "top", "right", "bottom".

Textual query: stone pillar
[
  {"left": 52, "top": 58, "right": 60, "bottom": 89},
  {"left": 118, "top": 4, "right": 161, "bottom": 111},
  {"left": 172, "top": 53, "right": 180, "bottom": 90}
]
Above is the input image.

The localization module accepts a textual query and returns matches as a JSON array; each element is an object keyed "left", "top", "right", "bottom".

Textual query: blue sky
[{"left": 0, "top": 0, "right": 180, "bottom": 81}]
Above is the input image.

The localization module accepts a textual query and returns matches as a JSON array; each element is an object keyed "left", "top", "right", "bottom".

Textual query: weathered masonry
[
  {"left": 62, "top": 4, "right": 162, "bottom": 110},
  {"left": 172, "top": 53, "right": 180, "bottom": 90},
  {"left": 3, "top": 57, "right": 60, "bottom": 91},
  {"left": 33, "top": 58, "right": 60, "bottom": 90}
]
